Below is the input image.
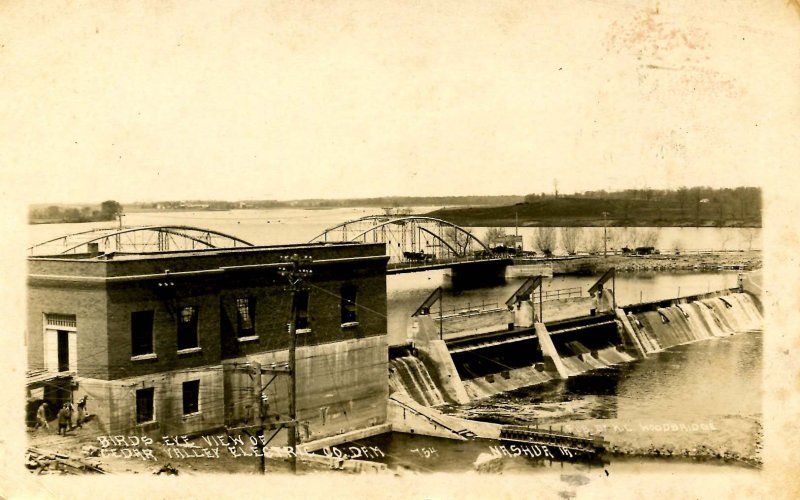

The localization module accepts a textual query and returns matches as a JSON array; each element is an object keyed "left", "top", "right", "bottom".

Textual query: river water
[
  {"left": 28, "top": 207, "right": 760, "bottom": 252},
  {"left": 27, "top": 207, "right": 762, "bottom": 472}
]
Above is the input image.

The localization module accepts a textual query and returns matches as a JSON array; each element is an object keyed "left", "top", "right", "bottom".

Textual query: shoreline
[{"left": 511, "top": 250, "right": 761, "bottom": 276}]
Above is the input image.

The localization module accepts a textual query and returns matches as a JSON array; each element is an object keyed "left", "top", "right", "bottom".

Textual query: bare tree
[
  {"left": 719, "top": 232, "right": 731, "bottom": 251},
  {"left": 741, "top": 228, "right": 758, "bottom": 251},
  {"left": 639, "top": 228, "right": 659, "bottom": 247},
  {"left": 560, "top": 227, "right": 583, "bottom": 255},
  {"left": 628, "top": 228, "right": 641, "bottom": 248},
  {"left": 444, "top": 226, "right": 472, "bottom": 256},
  {"left": 615, "top": 227, "right": 638, "bottom": 249},
  {"left": 483, "top": 227, "right": 507, "bottom": 247},
  {"left": 534, "top": 227, "right": 556, "bottom": 256},
  {"left": 606, "top": 227, "right": 623, "bottom": 253},
  {"left": 585, "top": 230, "right": 604, "bottom": 255}
]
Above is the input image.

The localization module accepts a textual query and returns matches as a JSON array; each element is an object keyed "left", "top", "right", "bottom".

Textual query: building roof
[
  {"left": 28, "top": 241, "right": 368, "bottom": 261},
  {"left": 28, "top": 241, "right": 389, "bottom": 283}
]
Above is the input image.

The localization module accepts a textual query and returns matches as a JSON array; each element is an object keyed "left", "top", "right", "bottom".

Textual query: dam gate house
[{"left": 26, "top": 242, "right": 389, "bottom": 441}]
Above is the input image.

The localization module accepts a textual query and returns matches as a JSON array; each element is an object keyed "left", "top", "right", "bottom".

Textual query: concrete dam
[{"left": 388, "top": 286, "right": 763, "bottom": 408}]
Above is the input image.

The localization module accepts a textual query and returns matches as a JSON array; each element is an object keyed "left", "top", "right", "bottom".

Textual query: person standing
[
  {"left": 76, "top": 396, "right": 88, "bottom": 429},
  {"left": 34, "top": 402, "right": 49, "bottom": 430},
  {"left": 57, "top": 404, "right": 70, "bottom": 436},
  {"left": 66, "top": 402, "right": 75, "bottom": 430}
]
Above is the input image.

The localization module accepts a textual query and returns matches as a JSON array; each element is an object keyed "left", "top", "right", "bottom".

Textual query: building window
[
  {"left": 177, "top": 306, "right": 199, "bottom": 350},
  {"left": 182, "top": 380, "right": 200, "bottom": 415},
  {"left": 295, "top": 290, "right": 310, "bottom": 330},
  {"left": 131, "top": 311, "right": 154, "bottom": 356},
  {"left": 341, "top": 285, "right": 358, "bottom": 325},
  {"left": 236, "top": 297, "right": 256, "bottom": 338},
  {"left": 136, "top": 387, "right": 155, "bottom": 423}
]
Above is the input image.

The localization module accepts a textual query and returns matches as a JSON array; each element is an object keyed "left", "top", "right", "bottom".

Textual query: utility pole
[
  {"left": 602, "top": 211, "right": 610, "bottom": 258},
  {"left": 277, "top": 254, "right": 312, "bottom": 474},
  {"left": 116, "top": 212, "right": 125, "bottom": 250},
  {"left": 439, "top": 296, "right": 443, "bottom": 341}
]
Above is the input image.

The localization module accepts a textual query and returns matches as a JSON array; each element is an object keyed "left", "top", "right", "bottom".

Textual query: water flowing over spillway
[
  {"left": 389, "top": 356, "right": 445, "bottom": 406},
  {"left": 559, "top": 346, "right": 635, "bottom": 378},
  {"left": 391, "top": 292, "right": 762, "bottom": 408},
  {"left": 628, "top": 293, "right": 762, "bottom": 355}
]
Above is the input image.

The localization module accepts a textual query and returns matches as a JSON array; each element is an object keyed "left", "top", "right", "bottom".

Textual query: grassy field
[{"left": 427, "top": 197, "right": 761, "bottom": 228}]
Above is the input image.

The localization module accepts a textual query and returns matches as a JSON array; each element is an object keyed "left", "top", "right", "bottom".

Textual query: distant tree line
[
  {"left": 276, "top": 195, "right": 524, "bottom": 208},
  {"left": 131, "top": 195, "right": 525, "bottom": 211},
  {"left": 430, "top": 186, "right": 761, "bottom": 228},
  {"left": 29, "top": 200, "right": 122, "bottom": 224},
  {"left": 134, "top": 200, "right": 242, "bottom": 210},
  {"left": 523, "top": 187, "right": 761, "bottom": 224}
]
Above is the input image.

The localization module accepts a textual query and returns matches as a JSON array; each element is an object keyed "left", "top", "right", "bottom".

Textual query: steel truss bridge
[
  {"left": 310, "top": 215, "right": 508, "bottom": 274},
  {"left": 28, "top": 217, "right": 509, "bottom": 276},
  {"left": 27, "top": 225, "right": 255, "bottom": 257}
]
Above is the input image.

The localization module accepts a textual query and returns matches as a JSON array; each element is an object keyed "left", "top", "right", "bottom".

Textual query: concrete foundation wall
[
  {"left": 238, "top": 335, "right": 388, "bottom": 443},
  {"left": 506, "top": 264, "right": 553, "bottom": 278},
  {"left": 534, "top": 323, "right": 568, "bottom": 379},
  {"left": 75, "top": 365, "right": 225, "bottom": 436},
  {"left": 415, "top": 340, "right": 470, "bottom": 405},
  {"left": 436, "top": 309, "right": 514, "bottom": 340},
  {"left": 388, "top": 396, "right": 467, "bottom": 440},
  {"left": 407, "top": 315, "right": 438, "bottom": 343},
  {"left": 514, "top": 301, "right": 535, "bottom": 328},
  {"left": 535, "top": 297, "right": 595, "bottom": 323},
  {"left": 75, "top": 336, "right": 387, "bottom": 438}
]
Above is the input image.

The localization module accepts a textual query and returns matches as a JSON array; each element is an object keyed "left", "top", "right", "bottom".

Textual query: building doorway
[
  {"left": 57, "top": 330, "right": 69, "bottom": 372},
  {"left": 44, "top": 314, "right": 76, "bottom": 373}
]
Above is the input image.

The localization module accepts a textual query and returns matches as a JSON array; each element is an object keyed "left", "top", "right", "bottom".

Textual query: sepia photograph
[{"left": 2, "top": 0, "right": 799, "bottom": 498}]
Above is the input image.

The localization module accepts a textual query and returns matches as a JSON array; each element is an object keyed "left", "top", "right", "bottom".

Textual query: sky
[{"left": 1, "top": 0, "right": 798, "bottom": 204}]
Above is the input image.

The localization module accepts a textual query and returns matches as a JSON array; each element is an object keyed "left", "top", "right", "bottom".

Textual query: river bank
[
  {"left": 426, "top": 195, "right": 762, "bottom": 229},
  {"left": 514, "top": 250, "right": 761, "bottom": 276}
]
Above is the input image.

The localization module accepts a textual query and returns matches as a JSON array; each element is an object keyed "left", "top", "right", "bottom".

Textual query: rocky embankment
[
  {"left": 607, "top": 250, "right": 762, "bottom": 273},
  {"left": 562, "top": 415, "right": 762, "bottom": 468},
  {"left": 516, "top": 250, "right": 762, "bottom": 275}
]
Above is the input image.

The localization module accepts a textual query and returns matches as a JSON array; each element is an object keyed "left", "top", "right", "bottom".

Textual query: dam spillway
[
  {"left": 388, "top": 290, "right": 762, "bottom": 407},
  {"left": 388, "top": 356, "right": 446, "bottom": 407}
]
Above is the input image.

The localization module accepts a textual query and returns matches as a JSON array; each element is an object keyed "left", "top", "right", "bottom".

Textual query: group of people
[{"left": 34, "top": 396, "right": 88, "bottom": 435}]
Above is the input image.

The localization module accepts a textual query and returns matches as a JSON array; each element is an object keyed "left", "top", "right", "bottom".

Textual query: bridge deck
[{"left": 386, "top": 257, "right": 512, "bottom": 275}]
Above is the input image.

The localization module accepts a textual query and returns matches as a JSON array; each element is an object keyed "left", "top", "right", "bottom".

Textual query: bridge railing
[
  {"left": 435, "top": 300, "right": 503, "bottom": 317},
  {"left": 386, "top": 254, "right": 508, "bottom": 270},
  {"left": 516, "top": 286, "right": 584, "bottom": 303},
  {"left": 539, "top": 287, "right": 584, "bottom": 301}
]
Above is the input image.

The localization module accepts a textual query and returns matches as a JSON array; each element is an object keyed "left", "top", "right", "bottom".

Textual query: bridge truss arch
[
  {"left": 28, "top": 225, "right": 255, "bottom": 257},
  {"left": 310, "top": 215, "right": 490, "bottom": 264}
]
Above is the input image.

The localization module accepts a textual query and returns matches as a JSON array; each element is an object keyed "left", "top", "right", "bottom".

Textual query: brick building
[{"left": 27, "top": 242, "right": 389, "bottom": 440}]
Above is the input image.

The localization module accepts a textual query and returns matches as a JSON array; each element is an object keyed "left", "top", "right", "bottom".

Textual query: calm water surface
[{"left": 28, "top": 207, "right": 760, "bottom": 252}]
